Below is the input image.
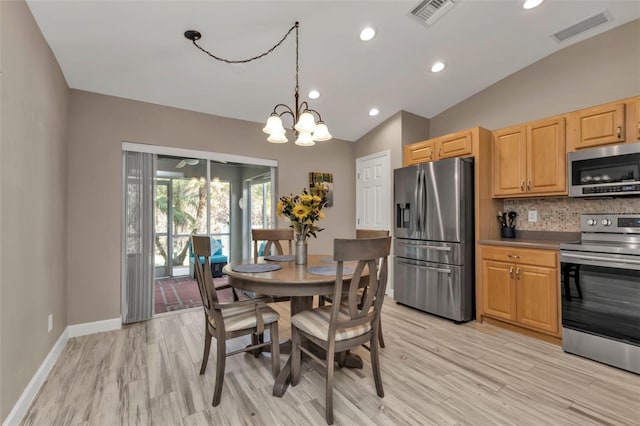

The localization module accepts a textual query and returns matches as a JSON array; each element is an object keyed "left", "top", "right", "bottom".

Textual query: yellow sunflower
[
  {"left": 276, "top": 200, "right": 285, "bottom": 216},
  {"left": 300, "top": 194, "right": 313, "bottom": 203},
  {"left": 293, "top": 204, "right": 309, "bottom": 220}
]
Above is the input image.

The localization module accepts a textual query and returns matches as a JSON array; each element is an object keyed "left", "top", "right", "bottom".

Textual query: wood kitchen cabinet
[
  {"left": 480, "top": 245, "right": 560, "bottom": 338},
  {"left": 632, "top": 97, "right": 640, "bottom": 141},
  {"left": 403, "top": 139, "right": 436, "bottom": 165},
  {"left": 567, "top": 96, "right": 640, "bottom": 151},
  {"left": 492, "top": 115, "right": 567, "bottom": 197},
  {"left": 403, "top": 129, "right": 473, "bottom": 166},
  {"left": 573, "top": 101, "right": 625, "bottom": 149}
]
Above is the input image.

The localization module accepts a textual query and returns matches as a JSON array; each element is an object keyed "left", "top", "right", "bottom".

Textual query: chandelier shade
[{"left": 184, "top": 21, "right": 331, "bottom": 146}]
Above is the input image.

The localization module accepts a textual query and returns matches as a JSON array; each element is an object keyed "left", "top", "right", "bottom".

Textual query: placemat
[
  {"left": 264, "top": 255, "right": 295, "bottom": 262},
  {"left": 307, "top": 266, "right": 354, "bottom": 276},
  {"left": 320, "top": 257, "right": 357, "bottom": 264},
  {"left": 232, "top": 264, "right": 282, "bottom": 273}
]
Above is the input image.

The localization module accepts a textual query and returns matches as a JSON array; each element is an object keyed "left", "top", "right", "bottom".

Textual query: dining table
[{"left": 223, "top": 254, "right": 366, "bottom": 397}]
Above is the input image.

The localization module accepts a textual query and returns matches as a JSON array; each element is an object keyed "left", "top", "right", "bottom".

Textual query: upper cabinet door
[
  {"left": 527, "top": 117, "right": 566, "bottom": 194},
  {"left": 575, "top": 102, "right": 625, "bottom": 149},
  {"left": 403, "top": 139, "right": 436, "bottom": 167},
  {"left": 437, "top": 131, "right": 473, "bottom": 159},
  {"left": 633, "top": 99, "right": 640, "bottom": 141},
  {"left": 493, "top": 126, "right": 527, "bottom": 196}
]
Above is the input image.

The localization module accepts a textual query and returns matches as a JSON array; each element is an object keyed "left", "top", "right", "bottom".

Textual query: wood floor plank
[{"left": 20, "top": 300, "right": 640, "bottom": 425}]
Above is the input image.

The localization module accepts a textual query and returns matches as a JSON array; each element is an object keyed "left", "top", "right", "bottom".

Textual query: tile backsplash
[{"left": 503, "top": 197, "right": 640, "bottom": 232}]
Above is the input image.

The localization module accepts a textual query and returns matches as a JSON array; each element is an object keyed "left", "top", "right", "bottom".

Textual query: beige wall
[
  {"left": 66, "top": 90, "right": 355, "bottom": 325},
  {"left": 0, "top": 0, "right": 70, "bottom": 421},
  {"left": 429, "top": 19, "right": 640, "bottom": 136}
]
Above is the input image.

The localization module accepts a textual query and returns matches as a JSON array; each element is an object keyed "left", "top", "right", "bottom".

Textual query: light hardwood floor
[{"left": 22, "top": 298, "right": 639, "bottom": 425}]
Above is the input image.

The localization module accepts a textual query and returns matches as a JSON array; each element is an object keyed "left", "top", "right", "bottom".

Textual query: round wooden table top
[{"left": 223, "top": 254, "right": 352, "bottom": 297}]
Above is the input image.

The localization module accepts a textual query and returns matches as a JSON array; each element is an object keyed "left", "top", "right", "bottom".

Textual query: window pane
[{"left": 209, "top": 180, "right": 230, "bottom": 246}]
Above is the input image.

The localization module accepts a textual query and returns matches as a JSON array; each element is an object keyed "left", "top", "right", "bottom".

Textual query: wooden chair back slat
[{"left": 252, "top": 228, "right": 294, "bottom": 261}]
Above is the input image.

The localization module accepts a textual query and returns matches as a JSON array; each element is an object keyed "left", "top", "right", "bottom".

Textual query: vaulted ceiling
[{"left": 26, "top": 0, "right": 640, "bottom": 141}]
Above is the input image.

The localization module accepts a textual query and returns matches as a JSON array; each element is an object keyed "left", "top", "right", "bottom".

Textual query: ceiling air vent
[
  {"left": 409, "top": 0, "right": 457, "bottom": 27},
  {"left": 553, "top": 12, "right": 609, "bottom": 42}
]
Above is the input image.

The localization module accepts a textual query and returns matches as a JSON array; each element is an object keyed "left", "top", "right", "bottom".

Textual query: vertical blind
[{"left": 121, "top": 151, "right": 155, "bottom": 324}]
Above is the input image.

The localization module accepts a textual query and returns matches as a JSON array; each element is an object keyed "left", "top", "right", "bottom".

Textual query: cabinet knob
[
  {"left": 520, "top": 181, "right": 525, "bottom": 192},
  {"left": 515, "top": 267, "right": 521, "bottom": 279},
  {"left": 527, "top": 181, "right": 531, "bottom": 192},
  {"left": 507, "top": 254, "right": 520, "bottom": 259},
  {"left": 617, "top": 126, "right": 622, "bottom": 139},
  {"left": 509, "top": 266, "right": 514, "bottom": 279}
]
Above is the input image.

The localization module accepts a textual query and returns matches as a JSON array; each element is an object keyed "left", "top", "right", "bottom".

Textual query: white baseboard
[
  {"left": 67, "top": 317, "right": 121, "bottom": 338},
  {"left": 3, "top": 329, "right": 69, "bottom": 426},
  {"left": 3, "top": 318, "right": 121, "bottom": 426}
]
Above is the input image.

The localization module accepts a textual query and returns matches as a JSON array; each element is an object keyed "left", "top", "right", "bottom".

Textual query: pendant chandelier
[{"left": 184, "top": 22, "right": 331, "bottom": 146}]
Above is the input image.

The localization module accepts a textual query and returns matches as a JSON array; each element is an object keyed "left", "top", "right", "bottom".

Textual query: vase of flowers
[{"left": 277, "top": 189, "right": 327, "bottom": 265}]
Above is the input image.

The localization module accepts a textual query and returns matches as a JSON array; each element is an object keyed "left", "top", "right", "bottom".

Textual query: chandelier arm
[
  {"left": 304, "top": 108, "right": 324, "bottom": 122},
  {"left": 186, "top": 22, "right": 298, "bottom": 64}
]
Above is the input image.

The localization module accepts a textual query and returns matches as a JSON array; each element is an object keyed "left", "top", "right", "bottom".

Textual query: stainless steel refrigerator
[{"left": 394, "top": 157, "right": 474, "bottom": 322}]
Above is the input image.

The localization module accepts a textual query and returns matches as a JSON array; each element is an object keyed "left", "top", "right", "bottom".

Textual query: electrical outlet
[
  {"left": 48, "top": 314, "right": 53, "bottom": 332},
  {"left": 528, "top": 210, "right": 538, "bottom": 222}
]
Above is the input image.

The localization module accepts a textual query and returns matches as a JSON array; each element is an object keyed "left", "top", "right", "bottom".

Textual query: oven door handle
[{"left": 562, "top": 252, "right": 640, "bottom": 267}]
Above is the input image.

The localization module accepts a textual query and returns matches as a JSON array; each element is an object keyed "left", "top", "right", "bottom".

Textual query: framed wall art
[{"left": 309, "top": 172, "right": 334, "bottom": 207}]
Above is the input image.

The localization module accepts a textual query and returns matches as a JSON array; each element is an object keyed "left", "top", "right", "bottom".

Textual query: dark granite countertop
[{"left": 478, "top": 231, "right": 581, "bottom": 251}]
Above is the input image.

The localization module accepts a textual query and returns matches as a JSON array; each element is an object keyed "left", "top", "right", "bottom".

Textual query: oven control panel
[{"left": 581, "top": 214, "right": 640, "bottom": 233}]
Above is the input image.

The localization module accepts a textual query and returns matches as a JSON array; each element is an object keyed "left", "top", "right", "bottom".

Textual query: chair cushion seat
[
  {"left": 210, "top": 304, "right": 279, "bottom": 332},
  {"left": 292, "top": 305, "right": 372, "bottom": 342}
]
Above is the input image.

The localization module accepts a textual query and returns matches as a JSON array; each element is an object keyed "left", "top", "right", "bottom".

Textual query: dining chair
[
  {"left": 249, "top": 228, "right": 294, "bottom": 303},
  {"left": 290, "top": 236, "right": 391, "bottom": 425},
  {"left": 319, "top": 229, "right": 390, "bottom": 348},
  {"left": 192, "top": 235, "right": 281, "bottom": 407},
  {"left": 252, "top": 228, "right": 294, "bottom": 260}
]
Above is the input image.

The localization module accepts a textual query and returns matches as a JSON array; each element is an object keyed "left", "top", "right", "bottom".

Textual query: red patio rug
[{"left": 154, "top": 275, "right": 235, "bottom": 314}]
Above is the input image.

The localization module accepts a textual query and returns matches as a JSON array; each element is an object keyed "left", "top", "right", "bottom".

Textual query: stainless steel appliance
[
  {"left": 568, "top": 141, "right": 640, "bottom": 197},
  {"left": 560, "top": 213, "right": 640, "bottom": 374},
  {"left": 393, "top": 157, "right": 474, "bottom": 322}
]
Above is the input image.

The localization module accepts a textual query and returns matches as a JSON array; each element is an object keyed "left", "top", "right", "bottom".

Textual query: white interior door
[{"left": 356, "top": 150, "right": 391, "bottom": 231}]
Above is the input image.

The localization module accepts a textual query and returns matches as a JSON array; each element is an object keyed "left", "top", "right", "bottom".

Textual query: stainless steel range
[{"left": 560, "top": 213, "right": 640, "bottom": 374}]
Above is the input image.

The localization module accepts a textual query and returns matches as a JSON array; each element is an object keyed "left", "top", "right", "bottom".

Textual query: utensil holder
[{"left": 501, "top": 227, "right": 516, "bottom": 238}]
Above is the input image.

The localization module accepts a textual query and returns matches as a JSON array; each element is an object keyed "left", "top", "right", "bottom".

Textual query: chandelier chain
[{"left": 190, "top": 22, "right": 298, "bottom": 65}]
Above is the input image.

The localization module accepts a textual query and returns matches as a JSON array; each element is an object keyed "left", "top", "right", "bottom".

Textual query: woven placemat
[
  {"left": 264, "top": 255, "right": 295, "bottom": 262},
  {"left": 307, "top": 266, "right": 354, "bottom": 276},
  {"left": 232, "top": 264, "right": 282, "bottom": 273}
]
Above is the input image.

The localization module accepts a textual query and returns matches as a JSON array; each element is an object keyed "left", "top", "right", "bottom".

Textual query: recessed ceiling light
[
  {"left": 308, "top": 90, "right": 320, "bottom": 99},
  {"left": 369, "top": 108, "right": 380, "bottom": 117},
  {"left": 360, "top": 27, "right": 376, "bottom": 41},
  {"left": 523, "top": 0, "right": 544, "bottom": 10},
  {"left": 430, "top": 61, "right": 446, "bottom": 73}
]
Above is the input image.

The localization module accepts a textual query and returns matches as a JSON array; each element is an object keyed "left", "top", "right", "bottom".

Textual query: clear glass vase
[{"left": 295, "top": 234, "right": 307, "bottom": 265}]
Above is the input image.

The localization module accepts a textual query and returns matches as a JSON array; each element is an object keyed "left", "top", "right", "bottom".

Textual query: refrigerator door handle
[
  {"left": 421, "top": 167, "right": 428, "bottom": 233},
  {"left": 397, "top": 259, "right": 452, "bottom": 275},
  {"left": 413, "top": 167, "right": 421, "bottom": 232},
  {"left": 398, "top": 242, "right": 452, "bottom": 251}
]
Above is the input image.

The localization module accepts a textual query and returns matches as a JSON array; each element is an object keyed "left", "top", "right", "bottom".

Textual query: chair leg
[
  {"left": 378, "top": 319, "right": 386, "bottom": 349},
  {"left": 200, "top": 323, "right": 212, "bottom": 375},
  {"left": 325, "top": 343, "right": 336, "bottom": 425},
  {"left": 212, "top": 336, "right": 226, "bottom": 407},
  {"left": 270, "top": 323, "right": 280, "bottom": 378},
  {"left": 371, "top": 327, "right": 384, "bottom": 398},
  {"left": 291, "top": 327, "right": 301, "bottom": 386}
]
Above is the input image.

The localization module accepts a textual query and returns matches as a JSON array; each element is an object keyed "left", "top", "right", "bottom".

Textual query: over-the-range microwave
[{"left": 568, "top": 141, "right": 640, "bottom": 197}]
